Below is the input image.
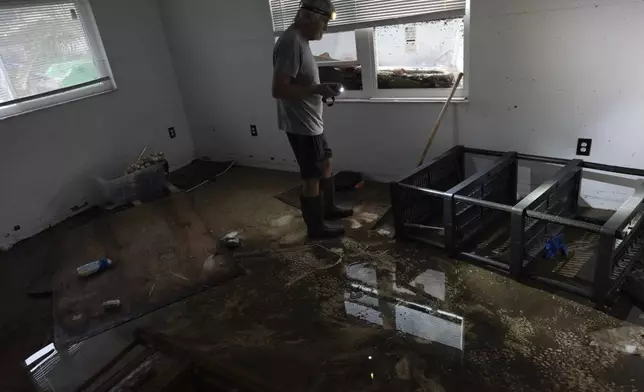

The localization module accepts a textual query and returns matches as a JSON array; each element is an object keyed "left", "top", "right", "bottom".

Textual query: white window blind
[
  {"left": 269, "top": 0, "right": 467, "bottom": 34},
  {"left": 0, "top": 0, "right": 113, "bottom": 117}
]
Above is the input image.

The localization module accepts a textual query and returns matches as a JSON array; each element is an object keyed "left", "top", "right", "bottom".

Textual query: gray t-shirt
[{"left": 273, "top": 27, "right": 323, "bottom": 136}]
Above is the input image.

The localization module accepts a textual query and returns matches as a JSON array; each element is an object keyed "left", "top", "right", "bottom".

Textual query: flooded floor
[
  {"left": 3, "top": 166, "right": 644, "bottom": 391},
  {"left": 0, "top": 166, "right": 389, "bottom": 390},
  {"left": 144, "top": 239, "right": 644, "bottom": 391}
]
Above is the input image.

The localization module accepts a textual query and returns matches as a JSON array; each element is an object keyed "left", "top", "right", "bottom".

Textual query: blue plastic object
[
  {"left": 76, "top": 258, "right": 113, "bottom": 277},
  {"left": 544, "top": 234, "right": 569, "bottom": 260}
]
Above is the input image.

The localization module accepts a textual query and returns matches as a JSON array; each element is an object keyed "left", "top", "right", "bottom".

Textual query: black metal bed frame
[{"left": 391, "top": 146, "right": 644, "bottom": 305}]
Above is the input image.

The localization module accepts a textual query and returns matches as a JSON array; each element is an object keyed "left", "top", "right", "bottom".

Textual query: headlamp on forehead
[{"left": 301, "top": 4, "right": 336, "bottom": 21}]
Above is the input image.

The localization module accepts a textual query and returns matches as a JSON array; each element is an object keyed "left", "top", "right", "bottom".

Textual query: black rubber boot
[
  {"left": 300, "top": 195, "right": 344, "bottom": 239},
  {"left": 321, "top": 177, "right": 354, "bottom": 219}
]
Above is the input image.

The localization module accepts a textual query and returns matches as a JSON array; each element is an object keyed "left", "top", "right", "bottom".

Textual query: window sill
[
  {"left": 334, "top": 97, "right": 469, "bottom": 104},
  {"left": 0, "top": 83, "right": 117, "bottom": 121}
]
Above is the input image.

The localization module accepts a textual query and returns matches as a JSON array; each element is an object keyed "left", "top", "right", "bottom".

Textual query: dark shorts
[{"left": 287, "top": 133, "right": 332, "bottom": 180}]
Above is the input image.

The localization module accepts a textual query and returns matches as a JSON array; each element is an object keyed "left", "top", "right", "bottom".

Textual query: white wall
[
  {"left": 159, "top": 0, "right": 644, "bottom": 208},
  {"left": 461, "top": 0, "right": 644, "bottom": 208},
  {"left": 0, "top": 0, "right": 194, "bottom": 249},
  {"left": 158, "top": 0, "right": 291, "bottom": 172}
]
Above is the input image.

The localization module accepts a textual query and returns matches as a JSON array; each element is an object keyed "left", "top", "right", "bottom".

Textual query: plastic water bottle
[{"left": 77, "top": 258, "right": 113, "bottom": 277}]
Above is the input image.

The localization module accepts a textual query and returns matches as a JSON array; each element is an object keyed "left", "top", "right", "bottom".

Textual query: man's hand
[{"left": 315, "top": 83, "right": 343, "bottom": 98}]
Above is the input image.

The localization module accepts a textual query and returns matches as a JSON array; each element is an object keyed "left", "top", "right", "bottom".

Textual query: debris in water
[
  {"left": 148, "top": 283, "right": 156, "bottom": 298},
  {"left": 222, "top": 231, "right": 242, "bottom": 249},
  {"left": 77, "top": 258, "right": 113, "bottom": 277},
  {"left": 102, "top": 299, "right": 121, "bottom": 309},
  {"left": 170, "top": 271, "right": 190, "bottom": 282},
  {"left": 377, "top": 228, "right": 392, "bottom": 236}
]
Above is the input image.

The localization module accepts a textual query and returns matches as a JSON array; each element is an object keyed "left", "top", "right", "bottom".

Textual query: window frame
[
  {"left": 316, "top": 12, "right": 469, "bottom": 102},
  {"left": 0, "top": 0, "right": 116, "bottom": 120}
]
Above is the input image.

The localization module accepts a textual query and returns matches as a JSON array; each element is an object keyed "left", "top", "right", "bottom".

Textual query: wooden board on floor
[{"left": 53, "top": 193, "right": 241, "bottom": 346}]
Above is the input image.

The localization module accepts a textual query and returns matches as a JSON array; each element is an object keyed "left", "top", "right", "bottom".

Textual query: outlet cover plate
[
  {"left": 576, "top": 138, "right": 592, "bottom": 156},
  {"left": 250, "top": 125, "right": 258, "bottom": 137}
]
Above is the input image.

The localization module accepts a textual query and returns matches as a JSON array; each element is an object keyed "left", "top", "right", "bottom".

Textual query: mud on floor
[{"left": 144, "top": 237, "right": 644, "bottom": 391}]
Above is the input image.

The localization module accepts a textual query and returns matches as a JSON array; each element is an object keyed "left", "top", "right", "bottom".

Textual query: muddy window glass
[{"left": 375, "top": 19, "right": 464, "bottom": 89}]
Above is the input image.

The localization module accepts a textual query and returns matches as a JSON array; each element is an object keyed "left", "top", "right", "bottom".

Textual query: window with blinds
[
  {"left": 270, "top": 0, "right": 468, "bottom": 99},
  {"left": 269, "top": 0, "right": 467, "bottom": 33},
  {"left": 0, "top": 0, "right": 114, "bottom": 118}
]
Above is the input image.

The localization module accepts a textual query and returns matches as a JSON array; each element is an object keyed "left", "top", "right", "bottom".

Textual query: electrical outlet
[
  {"left": 576, "top": 138, "right": 592, "bottom": 156},
  {"left": 250, "top": 124, "right": 258, "bottom": 137},
  {"left": 168, "top": 127, "right": 176, "bottom": 139}
]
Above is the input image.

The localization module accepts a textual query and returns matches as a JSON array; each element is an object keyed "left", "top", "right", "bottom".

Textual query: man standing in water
[{"left": 272, "top": 0, "right": 352, "bottom": 239}]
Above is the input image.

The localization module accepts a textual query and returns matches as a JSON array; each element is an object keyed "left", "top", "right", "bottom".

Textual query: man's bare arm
[
  {"left": 272, "top": 72, "right": 341, "bottom": 100},
  {"left": 272, "top": 71, "right": 318, "bottom": 100}
]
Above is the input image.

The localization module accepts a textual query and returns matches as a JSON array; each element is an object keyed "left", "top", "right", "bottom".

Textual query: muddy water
[{"left": 149, "top": 239, "right": 644, "bottom": 391}]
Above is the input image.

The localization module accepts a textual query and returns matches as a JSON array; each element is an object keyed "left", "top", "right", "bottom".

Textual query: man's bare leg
[{"left": 323, "top": 157, "right": 333, "bottom": 179}]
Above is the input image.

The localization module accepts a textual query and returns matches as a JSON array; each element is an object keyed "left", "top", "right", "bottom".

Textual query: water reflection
[
  {"left": 25, "top": 341, "right": 86, "bottom": 392},
  {"left": 344, "top": 263, "right": 463, "bottom": 351},
  {"left": 346, "top": 263, "right": 446, "bottom": 300}
]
